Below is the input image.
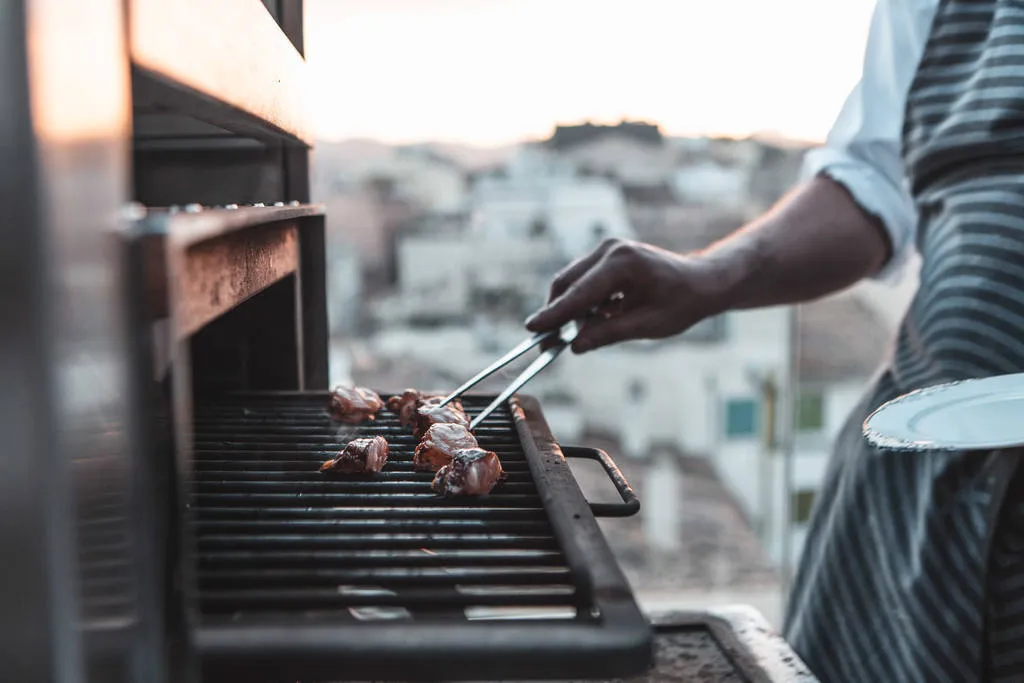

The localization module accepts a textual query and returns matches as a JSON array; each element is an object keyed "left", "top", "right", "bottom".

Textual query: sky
[{"left": 304, "top": 0, "right": 877, "bottom": 147}]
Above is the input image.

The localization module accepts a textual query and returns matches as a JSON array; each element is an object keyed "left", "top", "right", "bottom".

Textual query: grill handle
[{"left": 562, "top": 446, "right": 640, "bottom": 518}]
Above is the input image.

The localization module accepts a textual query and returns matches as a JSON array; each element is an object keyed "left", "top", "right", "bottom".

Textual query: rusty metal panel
[
  {"left": 132, "top": 204, "right": 325, "bottom": 327},
  {"left": 165, "top": 204, "right": 322, "bottom": 248},
  {"left": 175, "top": 223, "right": 299, "bottom": 338}
]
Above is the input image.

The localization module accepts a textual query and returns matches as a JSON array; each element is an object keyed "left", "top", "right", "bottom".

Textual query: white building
[
  {"left": 672, "top": 160, "right": 751, "bottom": 207},
  {"left": 763, "top": 292, "right": 890, "bottom": 571},
  {"left": 471, "top": 145, "right": 637, "bottom": 258},
  {"left": 377, "top": 230, "right": 561, "bottom": 325},
  {"left": 553, "top": 134, "right": 679, "bottom": 187},
  {"left": 369, "top": 144, "right": 636, "bottom": 329},
  {"left": 339, "top": 144, "right": 468, "bottom": 214},
  {"left": 326, "top": 242, "right": 363, "bottom": 336}
]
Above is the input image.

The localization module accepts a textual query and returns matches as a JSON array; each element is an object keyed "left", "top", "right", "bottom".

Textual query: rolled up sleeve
[{"left": 800, "top": 0, "right": 937, "bottom": 282}]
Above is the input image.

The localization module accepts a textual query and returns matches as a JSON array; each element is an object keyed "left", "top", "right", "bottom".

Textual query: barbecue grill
[
  {"left": 190, "top": 392, "right": 648, "bottom": 681},
  {"left": 5, "top": 1, "right": 817, "bottom": 681}
]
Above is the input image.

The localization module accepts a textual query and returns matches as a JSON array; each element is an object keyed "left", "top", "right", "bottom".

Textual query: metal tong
[{"left": 438, "top": 321, "right": 580, "bottom": 430}]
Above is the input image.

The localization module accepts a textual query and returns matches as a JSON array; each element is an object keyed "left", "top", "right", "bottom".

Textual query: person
[{"left": 526, "top": 0, "right": 1024, "bottom": 680}]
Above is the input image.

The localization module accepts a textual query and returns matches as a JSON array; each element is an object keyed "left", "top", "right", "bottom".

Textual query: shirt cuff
[{"left": 800, "top": 146, "right": 915, "bottom": 283}]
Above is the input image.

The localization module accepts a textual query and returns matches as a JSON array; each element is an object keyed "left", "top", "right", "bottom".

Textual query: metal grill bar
[
  {"left": 191, "top": 394, "right": 581, "bottom": 622},
  {"left": 196, "top": 507, "right": 547, "bottom": 521},
  {"left": 202, "top": 588, "right": 576, "bottom": 610},
  {"left": 199, "top": 567, "right": 572, "bottom": 586},
  {"left": 199, "top": 549, "right": 564, "bottom": 567},
  {"left": 190, "top": 392, "right": 652, "bottom": 681},
  {"left": 198, "top": 533, "right": 558, "bottom": 550}
]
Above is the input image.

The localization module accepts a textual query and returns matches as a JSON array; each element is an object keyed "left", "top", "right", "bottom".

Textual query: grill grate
[
  {"left": 74, "top": 438, "right": 137, "bottom": 629},
  {"left": 188, "top": 391, "right": 652, "bottom": 681},
  {"left": 192, "top": 393, "right": 580, "bottom": 621}
]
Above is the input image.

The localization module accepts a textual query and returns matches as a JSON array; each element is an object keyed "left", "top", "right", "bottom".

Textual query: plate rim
[{"left": 862, "top": 372, "right": 1024, "bottom": 452}]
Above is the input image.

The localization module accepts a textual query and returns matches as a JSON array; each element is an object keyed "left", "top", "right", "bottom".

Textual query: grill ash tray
[{"left": 189, "top": 392, "right": 653, "bottom": 682}]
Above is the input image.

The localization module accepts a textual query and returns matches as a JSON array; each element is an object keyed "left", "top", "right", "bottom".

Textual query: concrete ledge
[{"left": 634, "top": 605, "right": 818, "bottom": 683}]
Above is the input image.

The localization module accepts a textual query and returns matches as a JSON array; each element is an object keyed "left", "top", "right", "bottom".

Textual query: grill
[{"left": 190, "top": 391, "right": 652, "bottom": 681}]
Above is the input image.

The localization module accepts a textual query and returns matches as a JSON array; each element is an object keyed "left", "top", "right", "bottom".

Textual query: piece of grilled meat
[
  {"left": 431, "top": 447, "right": 505, "bottom": 497},
  {"left": 328, "top": 385, "right": 384, "bottom": 424},
  {"left": 414, "top": 423, "right": 479, "bottom": 472},
  {"left": 320, "top": 436, "right": 389, "bottom": 474},
  {"left": 386, "top": 389, "right": 443, "bottom": 428},
  {"left": 413, "top": 397, "right": 470, "bottom": 438}
]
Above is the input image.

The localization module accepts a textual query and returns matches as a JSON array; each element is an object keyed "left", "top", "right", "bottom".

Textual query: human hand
[{"left": 524, "top": 238, "right": 733, "bottom": 353}]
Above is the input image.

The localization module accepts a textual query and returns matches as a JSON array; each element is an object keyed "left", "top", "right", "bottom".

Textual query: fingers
[
  {"left": 546, "top": 245, "right": 609, "bottom": 304},
  {"left": 526, "top": 255, "right": 626, "bottom": 333},
  {"left": 537, "top": 327, "right": 566, "bottom": 352},
  {"left": 525, "top": 239, "right": 622, "bottom": 333},
  {"left": 571, "top": 309, "right": 657, "bottom": 353}
]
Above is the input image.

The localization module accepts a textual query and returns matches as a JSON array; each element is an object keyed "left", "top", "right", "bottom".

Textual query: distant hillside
[
  {"left": 312, "top": 131, "right": 814, "bottom": 174},
  {"left": 314, "top": 138, "right": 518, "bottom": 171}
]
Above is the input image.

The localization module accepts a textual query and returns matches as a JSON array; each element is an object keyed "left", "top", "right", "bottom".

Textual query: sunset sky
[{"left": 304, "top": 0, "right": 876, "bottom": 146}]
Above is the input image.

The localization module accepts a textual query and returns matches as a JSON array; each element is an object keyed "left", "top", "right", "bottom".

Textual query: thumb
[{"left": 572, "top": 309, "right": 659, "bottom": 353}]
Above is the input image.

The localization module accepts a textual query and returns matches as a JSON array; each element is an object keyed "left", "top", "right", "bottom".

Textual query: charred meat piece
[
  {"left": 328, "top": 385, "right": 384, "bottom": 424},
  {"left": 386, "top": 389, "right": 443, "bottom": 428},
  {"left": 431, "top": 448, "right": 505, "bottom": 497},
  {"left": 414, "top": 423, "right": 479, "bottom": 472},
  {"left": 320, "top": 436, "right": 389, "bottom": 475},
  {"left": 413, "top": 397, "right": 470, "bottom": 438}
]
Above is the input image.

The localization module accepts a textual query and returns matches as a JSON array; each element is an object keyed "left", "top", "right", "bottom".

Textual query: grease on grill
[{"left": 191, "top": 393, "right": 581, "bottom": 623}]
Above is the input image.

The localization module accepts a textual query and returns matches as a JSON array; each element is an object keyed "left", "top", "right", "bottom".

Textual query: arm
[
  {"left": 701, "top": 175, "right": 892, "bottom": 310},
  {"left": 526, "top": 0, "right": 931, "bottom": 352}
]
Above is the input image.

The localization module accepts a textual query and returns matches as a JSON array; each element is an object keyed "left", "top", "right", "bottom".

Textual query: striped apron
[{"left": 783, "top": 1, "right": 1024, "bottom": 680}]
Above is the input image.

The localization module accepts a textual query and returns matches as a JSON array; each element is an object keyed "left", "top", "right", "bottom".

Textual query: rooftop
[
  {"left": 798, "top": 293, "right": 890, "bottom": 382},
  {"left": 546, "top": 120, "right": 664, "bottom": 150}
]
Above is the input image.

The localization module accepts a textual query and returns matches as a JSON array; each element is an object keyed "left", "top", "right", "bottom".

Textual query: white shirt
[{"left": 802, "top": 0, "right": 939, "bottom": 281}]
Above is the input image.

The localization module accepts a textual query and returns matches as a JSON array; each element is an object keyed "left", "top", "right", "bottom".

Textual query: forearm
[{"left": 702, "top": 174, "right": 893, "bottom": 309}]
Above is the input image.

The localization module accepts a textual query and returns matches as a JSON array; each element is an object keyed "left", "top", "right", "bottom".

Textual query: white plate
[{"left": 863, "top": 372, "right": 1024, "bottom": 451}]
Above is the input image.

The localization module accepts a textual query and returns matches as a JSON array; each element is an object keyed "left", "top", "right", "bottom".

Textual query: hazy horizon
[
  {"left": 315, "top": 126, "right": 819, "bottom": 150},
  {"left": 305, "top": 0, "right": 876, "bottom": 147}
]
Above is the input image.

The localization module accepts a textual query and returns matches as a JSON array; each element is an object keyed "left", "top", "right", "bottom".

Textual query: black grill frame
[{"left": 191, "top": 391, "right": 653, "bottom": 681}]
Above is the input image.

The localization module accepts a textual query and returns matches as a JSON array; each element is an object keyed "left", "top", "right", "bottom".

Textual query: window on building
[
  {"left": 797, "top": 392, "right": 824, "bottom": 432},
  {"left": 792, "top": 489, "right": 816, "bottom": 524},
  {"left": 627, "top": 379, "right": 646, "bottom": 403},
  {"left": 724, "top": 398, "right": 758, "bottom": 438}
]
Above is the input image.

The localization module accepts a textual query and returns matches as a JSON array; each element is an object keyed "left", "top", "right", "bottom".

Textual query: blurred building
[
  {"left": 544, "top": 120, "right": 678, "bottom": 187},
  {"left": 314, "top": 123, "right": 893, "bottom": 613}
]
